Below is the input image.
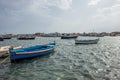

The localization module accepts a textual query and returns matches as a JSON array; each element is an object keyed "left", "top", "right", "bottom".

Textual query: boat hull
[
  {"left": 17, "top": 37, "right": 35, "bottom": 40},
  {"left": 10, "top": 48, "right": 54, "bottom": 62},
  {"left": 75, "top": 41, "right": 98, "bottom": 44},
  {"left": 3, "top": 37, "right": 11, "bottom": 39},
  {"left": 0, "top": 38, "right": 4, "bottom": 41},
  {"left": 75, "top": 39, "right": 99, "bottom": 44},
  {"left": 61, "top": 36, "right": 77, "bottom": 39}
]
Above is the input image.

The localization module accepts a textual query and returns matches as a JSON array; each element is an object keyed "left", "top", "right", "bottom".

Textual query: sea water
[{"left": 0, "top": 36, "right": 120, "bottom": 80}]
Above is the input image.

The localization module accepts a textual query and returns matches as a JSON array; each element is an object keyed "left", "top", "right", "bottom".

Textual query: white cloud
[
  {"left": 25, "top": 0, "right": 73, "bottom": 17},
  {"left": 91, "top": 3, "right": 120, "bottom": 31},
  {"left": 59, "top": 0, "right": 72, "bottom": 10},
  {"left": 0, "top": 0, "right": 120, "bottom": 33},
  {"left": 30, "top": 0, "right": 72, "bottom": 11},
  {"left": 88, "top": 0, "right": 101, "bottom": 6},
  {"left": 94, "top": 3, "right": 120, "bottom": 17}
]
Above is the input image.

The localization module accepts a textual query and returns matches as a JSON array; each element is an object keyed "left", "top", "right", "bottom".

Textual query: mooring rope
[{"left": 0, "top": 56, "right": 9, "bottom": 64}]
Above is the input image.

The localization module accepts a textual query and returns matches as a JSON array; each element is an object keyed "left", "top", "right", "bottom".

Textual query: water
[{"left": 0, "top": 36, "right": 120, "bottom": 80}]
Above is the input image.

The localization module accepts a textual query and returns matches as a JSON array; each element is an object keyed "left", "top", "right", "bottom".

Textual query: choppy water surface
[{"left": 0, "top": 36, "right": 120, "bottom": 80}]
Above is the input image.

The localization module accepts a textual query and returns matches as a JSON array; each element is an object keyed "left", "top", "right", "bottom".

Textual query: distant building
[
  {"left": 40, "top": 32, "right": 61, "bottom": 37},
  {"left": 34, "top": 32, "right": 43, "bottom": 37},
  {"left": 100, "top": 32, "right": 110, "bottom": 36},
  {"left": 89, "top": 32, "right": 98, "bottom": 36},
  {"left": 110, "top": 32, "right": 120, "bottom": 36}
]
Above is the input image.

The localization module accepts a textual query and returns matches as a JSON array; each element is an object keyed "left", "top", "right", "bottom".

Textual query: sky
[{"left": 0, "top": 0, "right": 120, "bottom": 34}]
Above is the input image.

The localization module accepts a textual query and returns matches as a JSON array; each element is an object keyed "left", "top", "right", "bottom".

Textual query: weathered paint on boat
[
  {"left": 75, "top": 38, "right": 99, "bottom": 44},
  {"left": 9, "top": 42, "right": 56, "bottom": 62}
]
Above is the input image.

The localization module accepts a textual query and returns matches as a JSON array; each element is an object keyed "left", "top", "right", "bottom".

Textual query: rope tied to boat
[{"left": 0, "top": 56, "right": 9, "bottom": 64}]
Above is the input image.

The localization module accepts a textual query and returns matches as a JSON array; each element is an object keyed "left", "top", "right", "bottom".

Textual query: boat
[
  {"left": 17, "top": 35, "right": 35, "bottom": 40},
  {"left": 9, "top": 41, "right": 56, "bottom": 62},
  {"left": 0, "top": 46, "right": 22, "bottom": 58},
  {"left": 61, "top": 34, "right": 78, "bottom": 39},
  {"left": 17, "top": 37, "right": 35, "bottom": 40},
  {"left": 0, "top": 37, "right": 4, "bottom": 41},
  {"left": 61, "top": 36, "right": 78, "bottom": 39},
  {"left": 3, "top": 37, "right": 11, "bottom": 39},
  {"left": 2, "top": 34, "right": 12, "bottom": 39},
  {"left": 61, "top": 33, "right": 78, "bottom": 39},
  {"left": 75, "top": 38, "right": 99, "bottom": 44},
  {"left": 2, "top": 36, "right": 12, "bottom": 39},
  {"left": 0, "top": 46, "right": 22, "bottom": 53}
]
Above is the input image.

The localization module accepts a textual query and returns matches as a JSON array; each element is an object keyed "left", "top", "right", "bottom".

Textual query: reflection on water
[{"left": 0, "top": 36, "right": 120, "bottom": 80}]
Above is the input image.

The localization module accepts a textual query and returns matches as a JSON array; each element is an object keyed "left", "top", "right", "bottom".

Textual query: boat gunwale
[{"left": 11, "top": 47, "right": 54, "bottom": 55}]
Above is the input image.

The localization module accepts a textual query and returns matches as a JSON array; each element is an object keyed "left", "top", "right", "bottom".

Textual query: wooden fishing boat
[
  {"left": 17, "top": 35, "right": 35, "bottom": 40},
  {"left": 0, "top": 46, "right": 22, "bottom": 58},
  {"left": 0, "top": 38, "right": 4, "bottom": 41},
  {"left": 9, "top": 42, "right": 56, "bottom": 62},
  {"left": 2, "top": 34, "right": 12, "bottom": 39},
  {"left": 0, "top": 46, "right": 22, "bottom": 53},
  {"left": 75, "top": 38, "right": 99, "bottom": 44},
  {"left": 61, "top": 36, "right": 78, "bottom": 39},
  {"left": 3, "top": 37, "right": 11, "bottom": 39},
  {"left": 61, "top": 34, "right": 78, "bottom": 39}
]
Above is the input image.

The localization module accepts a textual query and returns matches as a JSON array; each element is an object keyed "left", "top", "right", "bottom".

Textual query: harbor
[
  {"left": 0, "top": 36, "right": 120, "bottom": 80},
  {"left": 0, "top": 0, "right": 120, "bottom": 79}
]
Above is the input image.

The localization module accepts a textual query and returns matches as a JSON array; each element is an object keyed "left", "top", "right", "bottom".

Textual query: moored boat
[
  {"left": 0, "top": 38, "right": 4, "bottom": 41},
  {"left": 2, "top": 34, "right": 12, "bottom": 39},
  {"left": 61, "top": 36, "right": 78, "bottom": 39},
  {"left": 61, "top": 33, "right": 78, "bottom": 39},
  {"left": 61, "top": 35, "right": 78, "bottom": 39},
  {"left": 17, "top": 35, "right": 35, "bottom": 40},
  {"left": 0, "top": 46, "right": 22, "bottom": 58},
  {"left": 0, "top": 46, "right": 22, "bottom": 53},
  {"left": 3, "top": 37, "right": 11, "bottom": 39},
  {"left": 9, "top": 41, "right": 56, "bottom": 63},
  {"left": 75, "top": 38, "right": 99, "bottom": 44},
  {"left": 17, "top": 37, "right": 35, "bottom": 40}
]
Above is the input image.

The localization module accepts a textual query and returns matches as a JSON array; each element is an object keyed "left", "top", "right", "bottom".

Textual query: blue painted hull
[
  {"left": 9, "top": 41, "right": 56, "bottom": 63},
  {"left": 10, "top": 48, "right": 54, "bottom": 62}
]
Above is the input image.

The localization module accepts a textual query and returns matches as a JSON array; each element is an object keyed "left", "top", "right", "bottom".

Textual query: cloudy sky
[{"left": 0, "top": 0, "right": 120, "bottom": 34}]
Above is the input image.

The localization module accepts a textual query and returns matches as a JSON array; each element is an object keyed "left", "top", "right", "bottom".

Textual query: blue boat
[{"left": 9, "top": 42, "right": 56, "bottom": 63}]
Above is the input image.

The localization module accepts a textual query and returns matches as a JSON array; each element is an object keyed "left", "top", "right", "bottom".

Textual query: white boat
[
  {"left": 75, "top": 38, "right": 99, "bottom": 44},
  {"left": 0, "top": 46, "right": 22, "bottom": 53}
]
